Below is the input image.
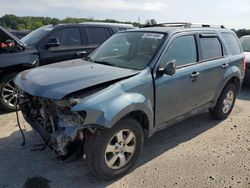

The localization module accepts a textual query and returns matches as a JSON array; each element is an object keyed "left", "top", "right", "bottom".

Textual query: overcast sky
[{"left": 1, "top": 0, "right": 250, "bottom": 29}]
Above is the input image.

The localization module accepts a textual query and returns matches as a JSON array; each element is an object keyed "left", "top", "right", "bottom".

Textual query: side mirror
[
  {"left": 45, "top": 37, "right": 59, "bottom": 48},
  {"left": 159, "top": 59, "right": 176, "bottom": 75}
]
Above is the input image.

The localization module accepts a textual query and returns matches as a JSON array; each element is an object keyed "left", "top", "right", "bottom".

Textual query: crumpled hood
[
  {"left": 244, "top": 52, "right": 250, "bottom": 63},
  {"left": 14, "top": 59, "right": 140, "bottom": 100}
]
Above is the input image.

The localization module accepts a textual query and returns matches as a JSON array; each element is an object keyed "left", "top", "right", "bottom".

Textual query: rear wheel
[
  {"left": 85, "top": 117, "right": 143, "bottom": 180},
  {"left": 0, "top": 73, "right": 18, "bottom": 112},
  {"left": 210, "top": 83, "right": 237, "bottom": 120}
]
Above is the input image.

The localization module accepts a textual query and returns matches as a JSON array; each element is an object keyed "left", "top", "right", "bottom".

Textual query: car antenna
[{"left": 15, "top": 90, "right": 26, "bottom": 146}]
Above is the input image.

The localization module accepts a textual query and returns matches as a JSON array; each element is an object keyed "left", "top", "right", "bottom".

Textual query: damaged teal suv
[{"left": 14, "top": 23, "right": 245, "bottom": 180}]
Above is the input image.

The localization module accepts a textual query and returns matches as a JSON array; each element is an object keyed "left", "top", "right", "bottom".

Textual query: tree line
[
  {"left": 0, "top": 14, "right": 143, "bottom": 30},
  {"left": 0, "top": 14, "right": 249, "bottom": 37}
]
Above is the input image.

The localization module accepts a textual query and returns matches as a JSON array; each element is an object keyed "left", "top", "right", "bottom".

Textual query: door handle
[
  {"left": 221, "top": 63, "right": 229, "bottom": 69},
  {"left": 75, "top": 51, "right": 87, "bottom": 57},
  {"left": 190, "top": 71, "right": 200, "bottom": 78}
]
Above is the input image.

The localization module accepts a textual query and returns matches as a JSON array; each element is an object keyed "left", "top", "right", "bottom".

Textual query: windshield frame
[
  {"left": 21, "top": 25, "right": 54, "bottom": 46},
  {"left": 89, "top": 31, "right": 167, "bottom": 70}
]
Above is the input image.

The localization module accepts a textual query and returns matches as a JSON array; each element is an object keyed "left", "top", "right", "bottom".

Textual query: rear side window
[
  {"left": 85, "top": 27, "right": 108, "bottom": 45},
  {"left": 199, "top": 36, "right": 223, "bottom": 60},
  {"left": 163, "top": 35, "right": 197, "bottom": 67},
  {"left": 50, "top": 27, "right": 81, "bottom": 46},
  {"left": 222, "top": 33, "right": 242, "bottom": 55}
]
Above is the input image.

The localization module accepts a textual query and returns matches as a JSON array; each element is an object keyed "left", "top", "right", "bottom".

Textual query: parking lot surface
[{"left": 0, "top": 86, "right": 249, "bottom": 188}]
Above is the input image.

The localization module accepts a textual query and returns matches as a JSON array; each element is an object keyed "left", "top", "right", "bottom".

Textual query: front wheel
[
  {"left": 84, "top": 117, "right": 143, "bottom": 180},
  {"left": 210, "top": 83, "right": 237, "bottom": 120},
  {"left": 0, "top": 73, "right": 18, "bottom": 112}
]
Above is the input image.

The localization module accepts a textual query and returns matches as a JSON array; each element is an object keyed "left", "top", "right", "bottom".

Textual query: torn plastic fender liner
[{"left": 71, "top": 92, "right": 154, "bottom": 130}]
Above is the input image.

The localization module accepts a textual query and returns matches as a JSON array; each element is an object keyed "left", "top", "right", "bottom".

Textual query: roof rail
[
  {"left": 145, "top": 22, "right": 225, "bottom": 29},
  {"left": 80, "top": 22, "right": 134, "bottom": 27}
]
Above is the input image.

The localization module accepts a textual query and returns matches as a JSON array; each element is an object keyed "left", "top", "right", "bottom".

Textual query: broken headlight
[
  {"left": 68, "top": 97, "right": 82, "bottom": 106},
  {"left": 54, "top": 99, "right": 86, "bottom": 127}
]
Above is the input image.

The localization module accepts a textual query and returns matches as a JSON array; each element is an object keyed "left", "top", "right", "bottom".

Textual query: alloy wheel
[
  {"left": 105, "top": 129, "right": 136, "bottom": 170},
  {"left": 222, "top": 90, "right": 234, "bottom": 114},
  {"left": 1, "top": 79, "right": 18, "bottom": 108}
]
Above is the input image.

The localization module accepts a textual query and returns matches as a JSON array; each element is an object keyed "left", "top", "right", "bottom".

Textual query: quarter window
[
  {"left": 86, "top": 27, "right": 108, "bottom": 45},
  {"left": 50, "top": 28, "right": 81, "bottom": 46},
  {"left": 200, "top": 36, "right": 223, "bottom": 60},
  {"left": 163, "top": 35, "right": 197, "bottom": 67},
  {"left": 222, "top": 33, "right": 242, "bottom": 55}
]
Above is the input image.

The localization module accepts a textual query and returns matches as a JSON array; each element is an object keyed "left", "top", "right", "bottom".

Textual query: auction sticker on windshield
[{"left": 142, "top": 33, "right": 164, "bottom": 39}]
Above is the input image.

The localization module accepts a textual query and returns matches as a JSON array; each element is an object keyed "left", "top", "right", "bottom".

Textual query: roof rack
[
  {"left": 80, "top": 22, "right": 134, "bottom": 27},
  {"left": 145, "top": 22, "right": 225, "bottom": 29}
]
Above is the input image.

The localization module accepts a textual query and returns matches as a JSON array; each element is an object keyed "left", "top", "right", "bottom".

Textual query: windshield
[
  {"left": 89, "top": 32, "right": 166, "bottom": 70},
  {"left": 240, "top": 37, "right": 250, "bottom": 52},
  {"left": 21, "top": 25, "right": 53, "bottom": 46}
]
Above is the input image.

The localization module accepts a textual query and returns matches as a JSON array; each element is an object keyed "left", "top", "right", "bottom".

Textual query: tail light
[{"left": 243, "top": 57, "right": 247, "bottom": 71}]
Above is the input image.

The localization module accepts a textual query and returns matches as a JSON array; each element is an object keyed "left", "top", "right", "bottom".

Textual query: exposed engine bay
[{"left": 18, "top": 90, "right": 88, "bottom": 157}]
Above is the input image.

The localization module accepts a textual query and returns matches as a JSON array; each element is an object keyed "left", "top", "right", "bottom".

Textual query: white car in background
[{"left": 240, "top": 35, "right": 250, "bottom": 84}]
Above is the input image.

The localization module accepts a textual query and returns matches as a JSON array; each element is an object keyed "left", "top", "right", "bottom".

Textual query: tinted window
[
  {"left": 200, "top": 36, "right": 223, "bottom": 60},
  {"left": 240, "top": 36, "right": 250, "bottom": 52},
  {"left": 222, "top": 33, "right": 241, "bottom": 55},
  {"left": 81, "top": 29, "right": 88, "bottom": 45},
  {"left": 163, "top": 35, "right": 197, "bottom": 67},
  {"left": 86, "top": 27, "right": 108, "bottom": 45},
  {"left": 50, "top": 28, "right": 81, "bottom": 46}
]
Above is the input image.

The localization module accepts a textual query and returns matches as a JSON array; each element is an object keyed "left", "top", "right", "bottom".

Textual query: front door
[
  {"left": 155, "top": 34, "right": 200, "bottom": 125},
  {"left": 39, "top": 27, "right": 86, "bottom": 65}
]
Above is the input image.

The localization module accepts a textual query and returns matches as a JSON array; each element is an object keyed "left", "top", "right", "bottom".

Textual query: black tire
[
  {"left": 84, "top": 117, "right": 144, "bottom": 180},
  {"left": 210, "top": 83, "right": 237, "bottom": 120},
  {"left": 0, "top": 73, "right": 18, "bottom": 112}
]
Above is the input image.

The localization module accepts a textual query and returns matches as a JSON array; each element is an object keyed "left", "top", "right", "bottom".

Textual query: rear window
[
  {"left": 85, "top": 27, "right": 109, "bottom": 45},
  {"left": 199, "top": 36, "right": 223, "bottom": 60},
  {"left": 221, "top": 33, "right": 242, "bottom": 55}
]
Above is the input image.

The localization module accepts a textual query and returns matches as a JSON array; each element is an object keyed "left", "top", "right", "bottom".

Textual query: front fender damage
[{"left": 71, "top": 82, "right": 154, "bottom": 130}]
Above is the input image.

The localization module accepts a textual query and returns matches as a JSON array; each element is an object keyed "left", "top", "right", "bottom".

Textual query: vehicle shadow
[
  {"left": 137, "top": 113, "right": 218, "bottom": 167},
  {"left": 0, "top": 112, "right": 221, "bottom": 188},
  {"left": 0, "top": 109, "right": 10, "bottom": 115}
]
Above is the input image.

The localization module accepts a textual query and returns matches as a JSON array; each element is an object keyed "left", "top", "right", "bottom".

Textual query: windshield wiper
[
  {"left": 94, "top": 60, "right": 114, "bottom": 66},
  {"left": 84, "top": 56, "right": 94, "bottom": 62}
]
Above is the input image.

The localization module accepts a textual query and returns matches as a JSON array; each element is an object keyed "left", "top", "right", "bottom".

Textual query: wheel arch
[
  {"left": 213, "top": 75, "right": 241, "bottom": 106},
  {"left": 122, "top": 110, "right": 151, "bottom": 137}
]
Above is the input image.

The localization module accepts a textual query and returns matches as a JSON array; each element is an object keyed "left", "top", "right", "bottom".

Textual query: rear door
[
  {"left": 39, "top": 27, "right": 84, "bottom": 65},
  {"left": 190, "top": 32, "right": 227, "bottom": 108}
]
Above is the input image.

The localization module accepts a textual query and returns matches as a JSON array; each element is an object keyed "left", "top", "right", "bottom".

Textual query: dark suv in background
[{"left": 0, "top": 22, "right": 134, "bottom": 111}]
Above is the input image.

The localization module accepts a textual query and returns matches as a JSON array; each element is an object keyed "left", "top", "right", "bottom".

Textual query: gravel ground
[{"left": 0, "top": 86, "right": 249, "bottom": 188}]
